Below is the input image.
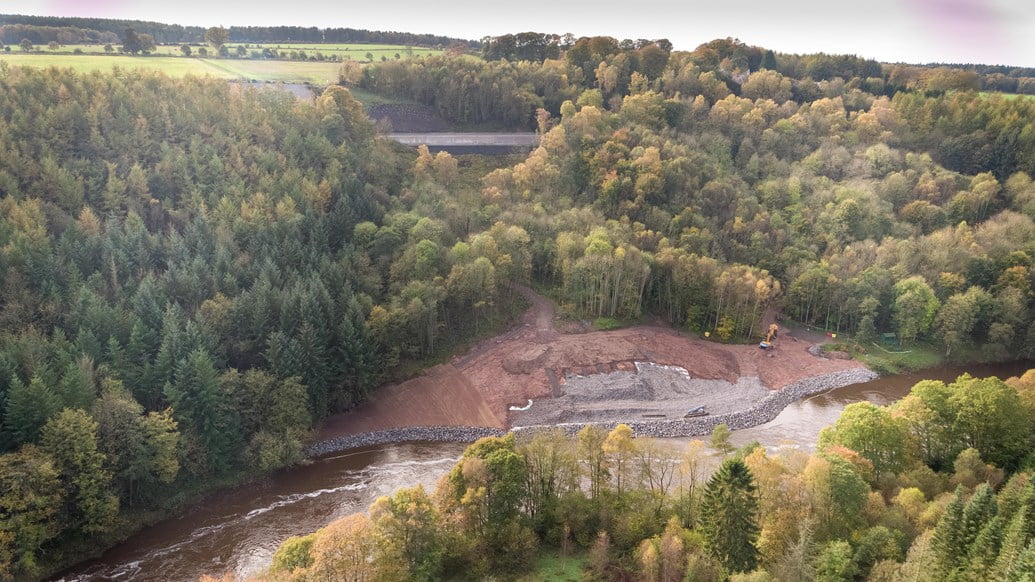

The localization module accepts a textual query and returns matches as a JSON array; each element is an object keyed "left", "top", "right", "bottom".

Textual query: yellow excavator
[{"left": 759, "top": 324, "right": 778, "bottom": 350}]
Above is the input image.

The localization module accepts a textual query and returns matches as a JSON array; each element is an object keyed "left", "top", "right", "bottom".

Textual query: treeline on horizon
[
  {"left": 0, "top": 13, "right": 477, "bottom": 47},
  {"left": 479, "top": 32, "right": 1035, "bottom": 79},
  {"left": 260, "top": 372, "right": 1035, "bottom": 581},
  {"left": 357, "top": 35, "right": 1035, "bottom": 131}
]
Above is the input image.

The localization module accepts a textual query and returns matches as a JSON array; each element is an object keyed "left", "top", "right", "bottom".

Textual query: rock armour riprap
[
  {"left": 305, "top": 426, "right": 505, "bottom": 457},
  {"left": 304, "top": 367, "right": 878, "bottom": 456}
]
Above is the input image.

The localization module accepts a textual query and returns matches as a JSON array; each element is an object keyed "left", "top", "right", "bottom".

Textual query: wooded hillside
[{"left": 3, "top": 34, "right": 1035, "bottom": 578}]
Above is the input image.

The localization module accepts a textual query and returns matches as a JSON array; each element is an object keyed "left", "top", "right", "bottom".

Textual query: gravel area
[
  {"left": 305, "top": 366, "right": 877, "bottom": 456},
  {"left": 512, "top": 367, "right": 878, "bottom": 439},
  {"left": 510, "top": 362, "right": 769, "bottom": 427}
]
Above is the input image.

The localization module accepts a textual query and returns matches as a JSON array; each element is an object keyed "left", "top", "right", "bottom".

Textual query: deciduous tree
[{"left": 40, "top": 409, "right": 118, "bottom": 534}]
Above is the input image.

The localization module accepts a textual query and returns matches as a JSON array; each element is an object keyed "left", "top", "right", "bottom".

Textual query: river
[{"left": 55, "top": 361, "right": 1032, "bottom": 581}]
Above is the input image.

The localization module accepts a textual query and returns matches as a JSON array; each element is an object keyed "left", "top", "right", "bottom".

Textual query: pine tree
[
  {"left": 700, "top": 458, "right": 760, "bottom": 573},
  {"left": 961, "top": 483, "right": 997, "bottom": 548},
  {"left": 335, "top": 296, "right": 375, "bottom": 408},
  {"left": 995, "top": 498, "right": 1033, "bottom": 579},
  {"left": 932, "top": 486, "right": 966, "bottom": 576},
  {"left": 165, "top": 349, "right": 239, "bottom": 473},
  {"left": 264, "top": 331, "right": 303, "bottom": 380},
  {"left": 1006, "top": 541, "right": 1035, "bottom": 580},
  {"left": 123, "top": 320, "right": 158, "bottom": 408},
  {"left": 993, "top": 503, "right": 1026, "bottom": 575},
  {"left": 997, "top": 476, "right": 1033, "bottom": 525},
  {"left": 154, "top": 308, "right": 184, "bottom": 389},
  {"left": 965, "top": 516, "right": 1004, "bottom": 579},
  {"left": 106, "top": 336, "right": 126, "bottom": 380},
  {"left": 296, "top": 323, "right": 330, "bottom": 417},
  {"left": 57, "top": 357, "right": 95, "bottom": 410},
  {"left": 73, "top": 328, "right": 102, "bottom": 362},
  {"left": 3, "top": 375, "right": 61, "bottom": 447},
  {"left": 1020, "top": 484, "right": 1035, "bottom": 542},
  {"left": 0, "top": 352, "right": 15, "bottom": 410},
  {"left": 100, "top": 161, "right": 127, "bottom": 216}
]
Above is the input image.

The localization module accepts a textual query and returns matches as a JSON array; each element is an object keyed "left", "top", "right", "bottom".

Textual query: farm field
[
  {"left": 197, "top": 58, "right": 341, "bottom": 83},
  {"left": 3, "top": 42, "right": 445, "bottom": 59},
  {"left": 979, "top": 91, "right": 1035, "bottom": 99},
  {"left": 0, "top": 54, "right": 230, "bottom": 76},
  {"left": 0, "top": 53, "right": 341, "bottom": 83}
]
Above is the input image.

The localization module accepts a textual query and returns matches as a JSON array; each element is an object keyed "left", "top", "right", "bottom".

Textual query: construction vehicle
[
  {"left": 759, "top": 324, "right": 778, "bottom": 349},
  {"left": 684, "top": 405, "right": 708, "bottom": 418}
]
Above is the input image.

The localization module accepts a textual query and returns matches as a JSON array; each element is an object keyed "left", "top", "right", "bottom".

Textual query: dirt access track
[{"left": 318, "top": 286, "right": 863, "bottom": 439}]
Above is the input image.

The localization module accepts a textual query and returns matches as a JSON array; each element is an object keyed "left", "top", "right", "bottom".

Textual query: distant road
[{"left": 388, "top": 132, "right": 540, "bottom": 147}]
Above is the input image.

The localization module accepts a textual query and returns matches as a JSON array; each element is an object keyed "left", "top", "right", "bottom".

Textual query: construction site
[
  {"left": 317, "top": 286, "right": 866, "bottom": 440},
  {"left": 509, "top": 361, "right": 769, "bottom": 427}
]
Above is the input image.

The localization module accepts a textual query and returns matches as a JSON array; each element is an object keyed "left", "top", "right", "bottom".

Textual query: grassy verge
[
  {"left": 348, "top": 86, "right": 416, "bottom": 107},
  {"left": 862, "top": 345, "right": 941, "bottom": 374},
  {"left": 519, "top": 549, "right": 587, "bottom": 581},
  {"left": 821, "top": 340, "right": 946, "bottom": 375}
]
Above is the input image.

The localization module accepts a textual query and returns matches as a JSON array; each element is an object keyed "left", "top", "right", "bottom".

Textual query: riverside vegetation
[
  {"left": 3, "top": 22, "right": 1035, "bottom": 580},
  {"left": 262, "top": 372, "right": 1035, "bottom": 581}
]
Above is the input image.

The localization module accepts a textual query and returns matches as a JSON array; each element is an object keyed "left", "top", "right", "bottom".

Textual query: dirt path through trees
[{"left": 514, "top": 283, "right": 559, "bottom": 339}]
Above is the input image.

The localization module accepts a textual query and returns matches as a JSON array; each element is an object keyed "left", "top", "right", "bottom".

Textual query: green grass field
[
  {"left": 5, "top": 42, "right": 444, "bottom": 60},
  {"left": 346, "top": 86, "right": 414, "bottom": 107},
  {"left": 0, "top": 53, "right": 341, "bottom": 83},
  {"left": 521, "top": 550, "right": 586, "bottom": 582},
  {"left": 979, "top": 91, "right": 1035, "bottom": 100},
  {"left": 0, "top": 54, "right": 229, "bottom": 76}
]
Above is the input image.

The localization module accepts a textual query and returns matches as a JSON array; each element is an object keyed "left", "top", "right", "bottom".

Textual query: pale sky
[{"left": 6, "top": 0, "right": 1035, "bottom": 67}]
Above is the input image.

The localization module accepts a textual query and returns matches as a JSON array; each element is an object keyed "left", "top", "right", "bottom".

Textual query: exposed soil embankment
[
  {"left": 312, "top": 287, "right": 870, "bottom": 453},
  {"left": 318, "top": 364, "right": 504, "bottom": 437}
]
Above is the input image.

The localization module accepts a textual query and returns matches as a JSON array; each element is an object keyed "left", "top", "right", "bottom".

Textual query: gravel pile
[
  {"left": 305, "top": 367, "right": 877, "bottom": 456},
  {"left": 511, "top": 362, "right": 769, "bottom": 427},
  {"left": 563, "top": 371, "right": 653, "bottom": 401}
]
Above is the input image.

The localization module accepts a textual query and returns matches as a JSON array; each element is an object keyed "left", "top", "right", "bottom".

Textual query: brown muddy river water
[{"left": 56, "top": 361, "right": 1032, "bottom": 581}]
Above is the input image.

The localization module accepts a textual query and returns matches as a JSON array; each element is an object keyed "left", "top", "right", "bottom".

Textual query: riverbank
[
  {"left": 305, "top": 367, "right": 878, "bottom": 456},
  {"left": 63, "top": 361, "right": 1032, "bottom": 582},
  {"left": 314, "top": 286, "right": 866, "bottom": 451}
]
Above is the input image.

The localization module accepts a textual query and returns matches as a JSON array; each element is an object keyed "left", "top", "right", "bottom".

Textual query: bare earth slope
[
  {"left": 316, "top": 287, "right": 863, "bottom": 440},
  {"left": 319, "top": 364, "right": 503, "bottom": 436}
]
